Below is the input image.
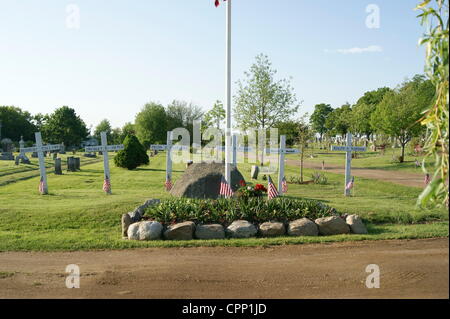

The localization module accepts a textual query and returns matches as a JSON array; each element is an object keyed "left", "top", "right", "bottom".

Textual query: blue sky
[{"left": 0, "top": 0, "right": 426, "bottom": 130}]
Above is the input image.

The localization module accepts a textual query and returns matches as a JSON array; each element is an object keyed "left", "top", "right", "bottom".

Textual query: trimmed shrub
[
  {"left": 114, "top": 135, "right": 149, "bottom": 170},
  {"left": 144, "top": 197, "right": 337, "bottom": 226}
]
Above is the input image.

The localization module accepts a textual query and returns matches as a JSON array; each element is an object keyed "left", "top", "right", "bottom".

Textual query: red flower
[
  {"left": 239, "top": 180, "right": 246, "bottom": 187},
  {"left": 254, "top": 184, "right": 267, "bottom": 192}
]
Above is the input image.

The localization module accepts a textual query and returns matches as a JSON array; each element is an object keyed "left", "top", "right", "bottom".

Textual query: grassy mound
[{"left": 144, "top": 197, "right": 337, "bottom": 225}]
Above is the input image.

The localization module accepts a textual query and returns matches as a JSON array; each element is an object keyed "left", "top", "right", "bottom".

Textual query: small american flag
[
  {"left": 424, "top": 173, "right": 431, "bottom": 186},
  {"left": 281, "top": 176, "right": 288, "bottom": 193},
  {"left": 215, "top": 0, "right": 227, "bottom": 7},
  {"left": 165, "top": 176, "right": 173, "bottom": 191},
  {"left": 103, "top": 176, "right": 111, "bottom": 193},
  {"left": 219, "top": 175, "right": 234, "bottom": 198},
  {"left": 267, "top": 175, "right": 279, "bottom": 200},
  {"left": 38, "top": 176, "right": 45, "bottom": 194},
  {"left": 346, "top": 176, "right": 354, "bottom": 190}
]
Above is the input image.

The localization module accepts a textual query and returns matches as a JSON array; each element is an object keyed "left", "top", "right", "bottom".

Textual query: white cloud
[{"left": 325, "top": 45, "right": 383, "bottom": 54}]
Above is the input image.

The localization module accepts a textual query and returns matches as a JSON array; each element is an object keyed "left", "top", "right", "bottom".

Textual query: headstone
[
  {"left": 16, "top": 136, "right": 30, "bottom": 164},
  {"left": 0, "top": 138, "right": 14, "bottom": 160},
  {"left": 74, "top": 157, "right": 81, "bottom": 170},
  {"left": 55, "top": 158, "right": 62, "bottom": 175},
  {"left": 59, "top": 142, "right": 66, "bottom": 154},
  {"left": 67, "top": 157, "right": 76, "bottom": 172},
  {"left": 251, "top": 165, "right": 259, "bottom": 179}
]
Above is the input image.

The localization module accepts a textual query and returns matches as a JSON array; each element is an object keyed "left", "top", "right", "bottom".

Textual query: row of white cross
[{"left": 21, "top": 131, "right": 365, "bottom": 197}]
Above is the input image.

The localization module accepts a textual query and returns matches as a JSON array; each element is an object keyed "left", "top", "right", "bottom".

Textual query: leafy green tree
[
  {"left": 371, "top": 75, "right": 435, "bottom": 162},
  {"left": 94, "top": 119, "right": 112, "bottom": 142},
  {"left": 135, "top": 102, "right": 167, "bottom": 147},
  {"left": 166, "top": 100, "right": 203, "bottom": 135},
  {"left": 276, "top": 120, "right": 300, "bottom": 147},
  {"left": 41, "top": 106, "right": 88, "bottom": 147},
  {"left": 351, "top": 87, "right": 392, "bottom": 138},
  {"left": 309, "top": 103, "right": 333, "bottom": 141},
  {"left": 296, "top": 115, "right": 314, "bottom": 182},
  {"left": 325, "top": 103, "right": 352, "bottom": 137},
  {"left": 416, "top": 0, "right": 449, "bottom": 207},
  {"left": 114, "top": 135, "right": 149, "bottom": 170},
  {"left": 203, "top": 100, "right": 225, "bottom": 129},
  {"left": 234, "top": 54, "right": 300, "bottom": 130},
  {"left": 0, "top": 106, "right": 36, "bottom": 141}
]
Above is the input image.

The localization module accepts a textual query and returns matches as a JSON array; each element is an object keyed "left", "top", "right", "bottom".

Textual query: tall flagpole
[{"left": 224, "top": 0, "right": 232, "bottom": 186}]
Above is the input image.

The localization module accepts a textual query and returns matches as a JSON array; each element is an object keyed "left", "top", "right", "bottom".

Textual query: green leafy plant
[
  {"left": 311, "top": 171, "right": 328, "bottom": 185},
  {"left": 144, "top": 197, "right": 337, "bottom": 226},
  {"left": 415, "top": 0, "right": 449, "bottom": 207},
  {"left": 114, "top": 135, "right": 149, "bottom": 170}
]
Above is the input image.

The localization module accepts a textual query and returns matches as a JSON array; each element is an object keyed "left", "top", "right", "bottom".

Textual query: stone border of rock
[{"left": 121, "top": 200, "right": 368, "bottom": 241}]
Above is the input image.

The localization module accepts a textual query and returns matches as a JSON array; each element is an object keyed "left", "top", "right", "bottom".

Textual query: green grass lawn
[
  {"left": 0, "top": 152, "right": 447, "bottom": 251},
  {"left": 286, "top": 148, "right": 434, "bottom": 173}
]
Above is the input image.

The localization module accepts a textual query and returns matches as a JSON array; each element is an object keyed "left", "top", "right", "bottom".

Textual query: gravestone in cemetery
[
  {"left": 330, "top": 133, "right": 367, "bottom": 196},
  {"left": 20, "top": 132, "right": 61, "bottom": 194},
  {"left": 55, "top": 158, "right": 63, "bottom": 175},
  {"left": 67, "top": 156, "right": 77, "bottom": 172},
  {"left": 16, "top": 136, "right": 30, "bottom": 164},
  {"left": 0, "top": 138, "right": 14, "bottom": 160},
  {"left": 74, "top": 157, "right": 81, "bottom": 170}
]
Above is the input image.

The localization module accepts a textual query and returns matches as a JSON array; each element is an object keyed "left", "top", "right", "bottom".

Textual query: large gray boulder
[
  {"left": 164, "top": 221, "right": 196, "bottom": 240},
  {"left": 121, "top": 214, "right": 132, "bottom": 238},
  {"left": 259, "top": 222, "right": 285, "bottom": 237},
  {"left": 195, "top": 224, "right": 225, "bottom": 240},
  {"left": 315, "top": 216, "right": 350, "bottom": 235},
  {"left": 288, "top": 218, "right": 319, "bottom": 236},
  {"left": 226, "top": 220, "right": 257, "bottom": 238},
  {"left": 170, "top": 162, "right": 245, "bottom": 199},
  {"left": 127, "top": 221, "right": 163, "bottom": 241},
  {"left": 346, "top": 215, "right": 368, "bottom": 234}
]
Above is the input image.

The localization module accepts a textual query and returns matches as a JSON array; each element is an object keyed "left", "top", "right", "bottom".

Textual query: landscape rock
[
  {"left": 128, "top": 210, "right": 142, "bottom": 223},
  {"left": 346, "top": 215, "right": 368, "bottom": 234},
  {"left": 164, "top": 221, "right": 196, "bottom": 240},
  {"left": 226, "top": 220, "right": 257, "bottom": 238},
  {"left": 288, "top": 218, "right": 319, "bottom": 236},
  {"left": 315, "top": 216, "right": 350, "bottom": 235},
  {"left": 127, "top": 221, "right": 163, "bottom": 241},
  {"left": 121, "top": 214, "right": 132, "bottom": 238},
  {"left": 169, "top": 162, "right": 245, "bottom": 199},
  {"left": 195, "top": 224, "right": 225, "bottom": 240},
  {"left": 259, "top": 222, "right": 285, "bottom": 237}
]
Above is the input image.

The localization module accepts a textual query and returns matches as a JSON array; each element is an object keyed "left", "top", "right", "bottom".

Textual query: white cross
[
  {"left": 85, "top": 131, "right": 124, "bottom": 194},
  {"left": 331, "top": 133, "right": 367, "bottom": 196},
  {"left": 264, "top": 135, "right": 300, "bottom": 195},
  {"left": 20, "top": 132, "right": 61, "bottom": 195}
]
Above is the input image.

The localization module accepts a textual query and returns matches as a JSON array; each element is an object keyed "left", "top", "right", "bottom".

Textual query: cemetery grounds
[{"left": 0, "top": 149, "right": 448, "bottom": 298}]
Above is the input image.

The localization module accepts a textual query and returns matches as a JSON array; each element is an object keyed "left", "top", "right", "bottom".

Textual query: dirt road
[
  {"left": 287, "top": 159, "right": 424, "bottom": 188},
  {"left": 0, "top": 238, "right": 447, "bottom": 299}
]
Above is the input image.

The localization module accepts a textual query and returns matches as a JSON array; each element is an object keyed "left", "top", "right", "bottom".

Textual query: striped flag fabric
[
  {"left": 215, "top": 0, "right": 227, "bottom": 7},
  {"left": 424, "top": 173, "right": 431, "bottom": 186},
  {"left": 103, "top": 176, "right": 111, "bottom": 193},
  {"left": 38, "top": 176, "right": 45, "bottom": 194},
  {"left": 267, "top": 175, "right": 279, "bottom": 200},
  {"left": 281, "top": 176, "right": 288, "bottom": 194},
  {"left": 219, "top": 175, "right": 234, "bottom": 198},
  {"left": 165, "top": 176, "right": 173, "bottom": 191},
  {"left": 346, "top": 176, "right": 355, "bottom": 190}
]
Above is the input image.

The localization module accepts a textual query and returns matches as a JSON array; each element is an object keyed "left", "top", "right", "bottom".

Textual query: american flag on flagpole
[
  {"left": 165, "top": 176, "right": 173, "bottom": 191},
  {"left": 267, "top": 175, "right": 279, "bottom": 200},
  {"left": 103, "top": 176, "right": 111, "bottom": 193},
  {"left": 215, "top": 0, "right": 227, "bottom": 7},
  {"left": 219, "top": 175, "right": 234, "bottom": 198},
  {"left": 281, "top": 176, "right": 288, "bottom": 194},
  {"left": 346, "top": 176, "right": 355, "bottom": 191},
  {"left": 38, "top": 176, "right": 45, "bottom": 194}
]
